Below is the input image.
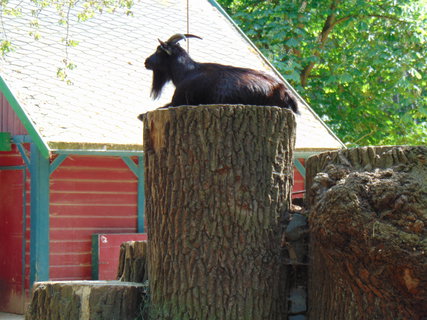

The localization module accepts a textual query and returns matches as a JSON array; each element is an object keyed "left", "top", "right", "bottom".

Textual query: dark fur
[{"left": 142, "top": 36, "right": 299, "bottom": 117}]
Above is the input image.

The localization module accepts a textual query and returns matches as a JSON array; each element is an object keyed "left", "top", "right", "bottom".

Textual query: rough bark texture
[
  {"left": 143, "top": 105, "right": 296, "bottom": 320},
  {"left": 306, "top": 146, "right": 427, "bottom": 319},
  {"left": 117, "top": 241, "right": 148, "bottom": 283},
  {"left": 25, "top": 281, "right": 146, "bottom": 320}
]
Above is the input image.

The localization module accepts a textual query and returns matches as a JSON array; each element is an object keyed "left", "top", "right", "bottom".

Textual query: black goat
[{"left": 141, "top": 33, "right": 299, "bottom": 117}]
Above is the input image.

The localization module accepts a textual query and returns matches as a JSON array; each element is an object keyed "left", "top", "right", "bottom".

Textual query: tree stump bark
[
  {"left": 143, "top": 105, "right": 296, "bottom": 320},
  {"left": 117, "top": 241, "right": 148, "bottom": 283},
  {"left": 25, "top": 281, "right": 146, "bottom": 320},
  {"left": 306, "top": 146, "right": 427, "bottom": 319}
]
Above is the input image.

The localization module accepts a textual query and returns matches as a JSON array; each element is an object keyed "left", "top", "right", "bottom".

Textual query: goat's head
[{"left": 145, "top": 34, "right": 202, "bottom": 99}]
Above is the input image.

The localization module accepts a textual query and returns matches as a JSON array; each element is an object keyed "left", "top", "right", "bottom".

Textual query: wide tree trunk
[
  {"left": 143, "top": 105, "right": 296, "bottom": 320},
  {"left": 306, "top": 146, "right": 427, "bottom": 319}
]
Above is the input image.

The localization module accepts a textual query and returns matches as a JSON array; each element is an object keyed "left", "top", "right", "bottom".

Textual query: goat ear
[{"left": 158, "top": 39, "right": 172, "bottom": 55}]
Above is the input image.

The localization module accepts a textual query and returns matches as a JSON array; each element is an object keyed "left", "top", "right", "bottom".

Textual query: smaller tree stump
[
  {"left": 25, "top": 281, "right": 146, "bottom": 320},
  {"left": 306, "top": 146, "right": 427, "bottom": 319},
  {"left": 117, "top": 241, "right": 148, "bottom": 283}
]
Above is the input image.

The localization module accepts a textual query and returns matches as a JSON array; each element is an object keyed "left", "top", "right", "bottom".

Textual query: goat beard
[{"left": 150, "top": 69, "right": 170, "bottom": 100}]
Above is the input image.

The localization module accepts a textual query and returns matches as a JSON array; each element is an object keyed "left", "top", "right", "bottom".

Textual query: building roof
[{"left": 0, "top": 0, "right": 344, "bottom": 157}]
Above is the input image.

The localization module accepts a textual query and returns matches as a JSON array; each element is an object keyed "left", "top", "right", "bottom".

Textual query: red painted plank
[
  {"left": 50, "top": 180, "right": 137, "bottom": 193},
  {"left": 51, "top": 157, "right": 137, "bottom": 179},
  {"left": 294, "top": 181, "right": 304, "bottom": 188},
  {"left": 50, "top": 204, "right": 136, "bottom": 217},
  {"left": 51, "top": 167, "right": 136, "bottom": 181},
  {"left": 50, "top": 216, "right": 137, "bottom": 228},
  {"left": 50, "top": 228, "right": 136, "bottom": 241},
  {"left": 95, "top": 233, "right": 147, "bottom": 280},
  {"left": 50, "top": 253, "right": 92, "bottom": 265},
  {"left": 0, "top": 155, "right": 23, "bottom": 166},
  {"left": 294, "top": 169, "right": 304, "bottom": 182},
  {"left": 57, "top": 155, "right": 137, "bottom": 169},
  {"left": 0, "top": 145, "right": 26, "bottom": 166},
  {"left": 50, "top": 241, "right": 92, "bottom": 253},
  {"left": 50, "top": 192, "right": 137, "bottom": 205},
  {"left": 50, "top": 266, "right": 92, "bottom": 279}
]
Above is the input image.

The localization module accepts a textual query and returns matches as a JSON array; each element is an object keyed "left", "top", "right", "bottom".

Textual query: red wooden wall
[
  {"left": 293, "top": 158, "right": 305, "bottom": 199},
  {"left": 49, "top": 155, "right": 139, "bottom": 281},
  {"left": 94, "top": 233, "right": 147, "bottom": 280},
  {"left": 0, "top": 93, "right": 27, "bottom": 135},
  {"left": 45, "top": 154, "right": 306, "bottom": 281},
  {"left": 0, "top": 93, "right": 31, "bottom": 311},
  {"left": 1, "top": 142, "right": 307, "bottom": 314},
  {"left": 0, "top": 144, "right": 31, "bottom": 313}
]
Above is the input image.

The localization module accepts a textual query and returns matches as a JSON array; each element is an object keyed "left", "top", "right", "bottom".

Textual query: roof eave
[
  {"left": 48, "top": 141, "right": 144, "bottom": 156},
  {"left": 294, "top": 148, "right": 342, "bottom": 159},
  {"left": 49, "top": 142, "right": 340, "bottom": 158}
]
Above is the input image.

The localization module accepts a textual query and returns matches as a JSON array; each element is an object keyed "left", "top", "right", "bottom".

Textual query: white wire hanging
[{"left": 186, "top": 0, "right": 190, "bottom": 53}]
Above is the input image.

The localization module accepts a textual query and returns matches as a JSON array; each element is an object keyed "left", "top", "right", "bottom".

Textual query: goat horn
[
  {"left": 166, "top": 33, "right": 202, "bottom": 45},
  {"left": 183, "top": 34, "right": 203, "bottom": 40}
]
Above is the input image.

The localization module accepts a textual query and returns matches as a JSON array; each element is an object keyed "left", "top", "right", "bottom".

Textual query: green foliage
[
  {"left": 57, "top": 58, "right": 77, "bottom": 85},
  {"left": 218, "top": 0, "right": 427, "bottom": 146}
]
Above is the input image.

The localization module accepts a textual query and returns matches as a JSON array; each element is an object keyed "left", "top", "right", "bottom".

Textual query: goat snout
[{"left": 144, "top": 59, "right": 152, "bottom": 70}]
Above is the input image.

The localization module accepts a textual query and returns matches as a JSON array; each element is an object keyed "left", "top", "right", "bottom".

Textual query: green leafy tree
[{"left": 218, "top": 0, "right": 427, "bottom": 146}]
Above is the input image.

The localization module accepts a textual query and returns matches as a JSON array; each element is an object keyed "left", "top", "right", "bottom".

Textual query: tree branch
[
  {"left": 299, "top": 3, "right": 407, "bottom": 87},
  {"left": 300, "top": 0, "right": 344, "bottom": 87},
  {"left": 366, "top": 14, "right": 408, "bottom": 24}
]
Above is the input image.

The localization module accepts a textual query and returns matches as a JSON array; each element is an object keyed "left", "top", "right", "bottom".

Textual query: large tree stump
[
  {"left": 306, "top": 146, "right": 427, "bottom": 319},
  {"left": 117, "top": 241, "right": 148, "bottom": 283},
  {"left": 25, "top": 281, "right": 146, "bottom": 320},
  {"left": 143, "top": 105, "right": 296, "bottom": 319}
]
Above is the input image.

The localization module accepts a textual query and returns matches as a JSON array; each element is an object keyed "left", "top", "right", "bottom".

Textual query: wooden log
[
  {"left": 143, "top": 105, "right": 296, "bottom": 319},
  {"left": 306, "top": 146, "right": 427, "bottom": 319},
  {"left": 25, "top": 281, "right": 146, "bottom": 320},
  {"left": 117, "top": 241, "right": 148, "bottom": 283}
]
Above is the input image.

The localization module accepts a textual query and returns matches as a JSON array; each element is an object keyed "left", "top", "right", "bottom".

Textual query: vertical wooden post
[
  {"left": 29, "top": 144, "right": 50, "bottom": 284},
  {"left": 143, "top": 105, "right": 296, "bottom": 319}
]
